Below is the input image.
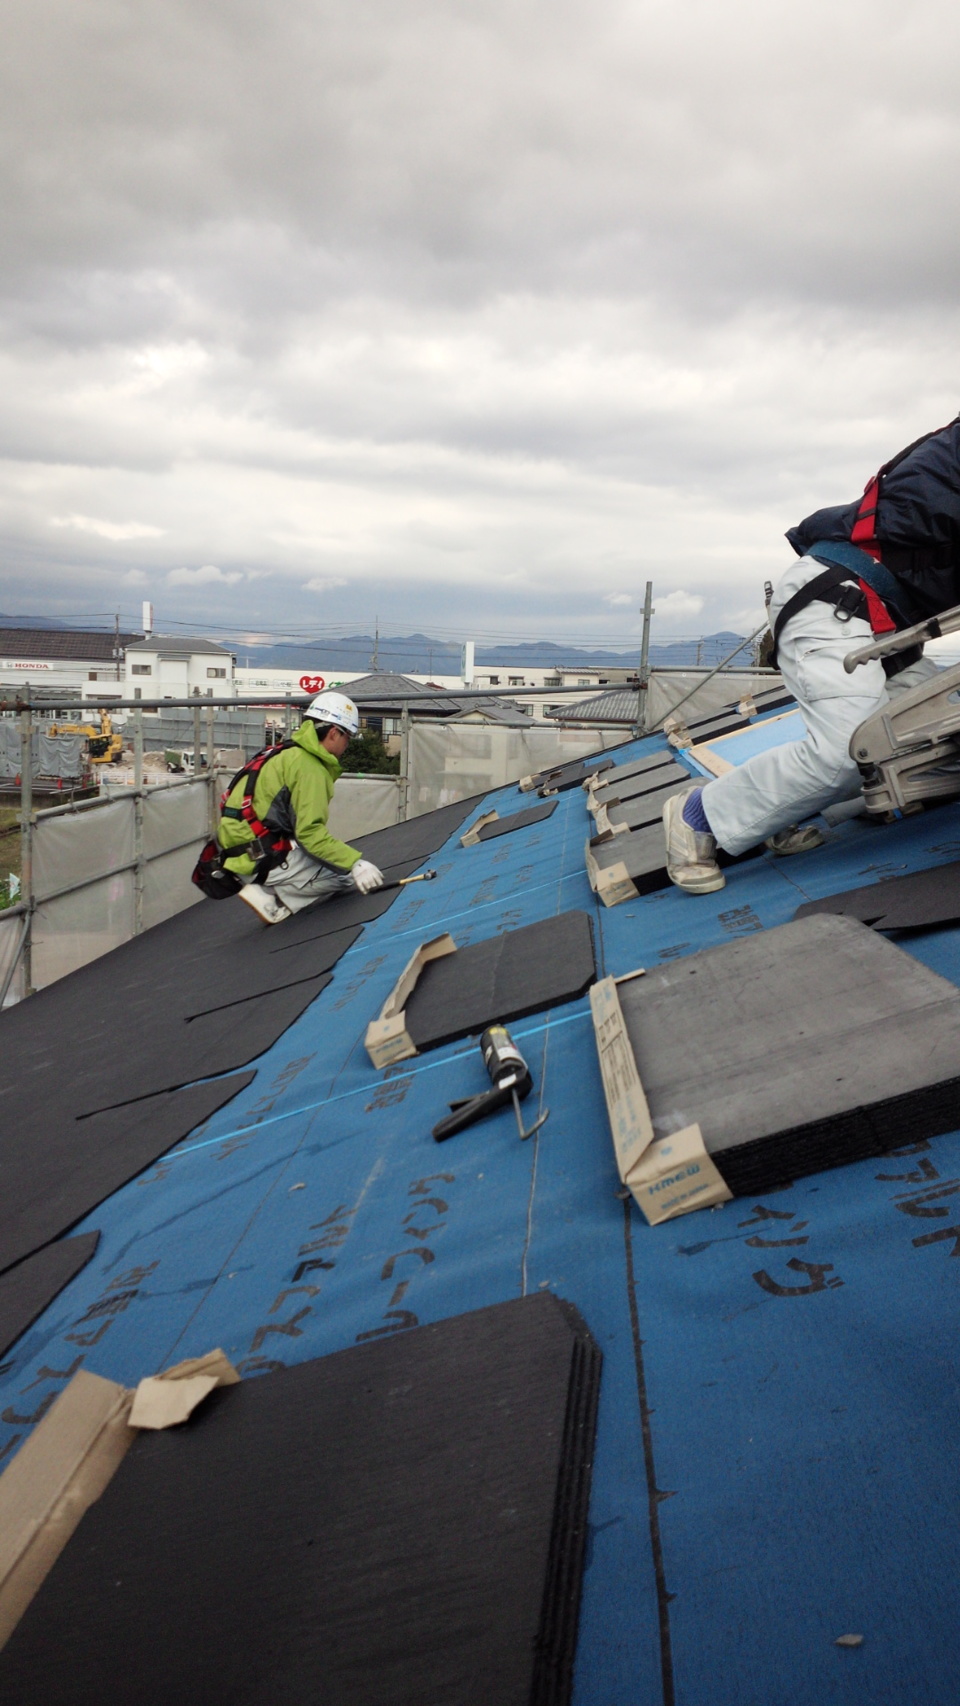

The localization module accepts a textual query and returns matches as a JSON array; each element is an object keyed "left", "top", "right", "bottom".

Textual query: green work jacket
[{"left": 217, "top": 721, "right": 362, "bottom": 878}]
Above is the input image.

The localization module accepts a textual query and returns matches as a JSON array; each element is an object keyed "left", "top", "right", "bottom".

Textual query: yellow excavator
[{"left": 48, "top": 709, "right": 124, "bottom": 764}]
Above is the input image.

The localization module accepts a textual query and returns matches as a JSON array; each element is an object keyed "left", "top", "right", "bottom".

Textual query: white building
[
  {"left": 124, "top": 635, "right": 236, "bottom": 701},
  {"left": 468, "top": 663, "right": 637, "bottom": 721},
  {"left": 233, "top": 665, "right": 463, "bottom": 701}
]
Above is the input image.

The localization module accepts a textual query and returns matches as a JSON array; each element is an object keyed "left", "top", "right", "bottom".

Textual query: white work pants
[
  {"left": 701, "top": 557, "right": 938, "bottom": 856},
  {"left": 258, "top": 842, "right": 355, "bottom": 914}
]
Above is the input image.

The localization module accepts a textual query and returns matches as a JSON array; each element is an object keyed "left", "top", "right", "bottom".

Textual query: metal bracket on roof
[{"left": 849, "top": 659, "right": 960, "bottom": 816}]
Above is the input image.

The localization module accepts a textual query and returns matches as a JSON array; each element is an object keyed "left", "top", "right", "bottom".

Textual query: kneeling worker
[
  {"left": 218, "top": 690, "right": 384, "bottom": 924},
  {"left": 664, "top": 412, "right": 960, "bottom": 893}
]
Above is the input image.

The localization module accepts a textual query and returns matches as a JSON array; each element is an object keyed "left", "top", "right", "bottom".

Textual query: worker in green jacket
[{"left": 218, "top": 690, "right": 384, "bottom": 925}]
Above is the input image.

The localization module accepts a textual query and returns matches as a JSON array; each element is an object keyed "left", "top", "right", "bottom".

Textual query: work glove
[{"left": 351, "top": 859, "right": 384, "bottom": 894}]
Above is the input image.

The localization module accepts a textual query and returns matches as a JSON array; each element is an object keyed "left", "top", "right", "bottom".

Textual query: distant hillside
[
  {"left": 0, "top": 612, "right": 88, "bottom": 630},
  {"left": 233, "top": 631, "right": 752, "bottom": 673},
  {"left": 0, "top": 618, "right": 754, "bottom": 673}
]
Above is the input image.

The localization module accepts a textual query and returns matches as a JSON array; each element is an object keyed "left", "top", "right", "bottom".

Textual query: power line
[{"left": 0, "top": 611, "right": 747, "bottom": 653}]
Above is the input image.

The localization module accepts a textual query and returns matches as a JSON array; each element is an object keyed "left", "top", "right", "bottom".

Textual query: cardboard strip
[
  {"left": 627, "top": 1124, "right": 733, "bottom": 1227},
  {"left": 0, "top": 1370, "right": 134, "bottom": 1652},
  {"left": 129, "top": 1349, "right": 240, "bottom": 1429},
  {"left": 459, "top": 810, "right": 499, "bottom": 847},
  {"left": 590, "top": 804, "right": 630, "bottom": 840},
  {"left": 584, "top": 843, "right": 638, "bottom": 908},
  {"left": 364, "top": 933, "right": 458, "bottom": 1068},
  {"left": 0, "top": 1349, "right": 239, "bottom": 1650},
  {"left": 663, "top": 715, "right": 692, "bottom": 748},
  {"left": 589, "top": 977, "right": 731, "bottom": 1225}
]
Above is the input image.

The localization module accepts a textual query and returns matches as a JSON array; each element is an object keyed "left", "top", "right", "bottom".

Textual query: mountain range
[{"left": 0, "top": 617, "right": 753, "bottom": 673}]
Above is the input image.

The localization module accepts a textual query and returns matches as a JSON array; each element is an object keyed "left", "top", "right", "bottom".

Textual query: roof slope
[
  {"left": 0, "top": 628, "right": 142, "bottom": 660},
  {"left": 3, "top": 710, "right": 960, "bottom": 1699}
]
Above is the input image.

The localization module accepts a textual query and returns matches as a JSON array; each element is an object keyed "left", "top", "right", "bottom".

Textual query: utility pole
[
  {"left": 19, "top": 691, "right": 33, "bottom": 996},
  {"left": 633, "top": 581, "right": 654, "bottom": 736},
  {"left": 371, "top": 616, "right": 380, "bottom": 672},
  {"left": 114, "top": 612, "right": 121, "bottom": 682}
]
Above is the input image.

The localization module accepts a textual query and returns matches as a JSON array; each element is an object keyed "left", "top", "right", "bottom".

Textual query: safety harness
[
  {"left": 770, "top": 425, "right": 952, "bottom": 673},
  {"left": 191, "top": 742, "right": 295, "bottom": 900}
]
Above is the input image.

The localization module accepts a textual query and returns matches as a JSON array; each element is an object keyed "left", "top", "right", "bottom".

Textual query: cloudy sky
[{"left": 2, "top": 0, "right": 958, "bottom": 650}]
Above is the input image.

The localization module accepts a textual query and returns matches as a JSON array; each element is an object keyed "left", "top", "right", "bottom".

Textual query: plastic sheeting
[
  {"left": 142, "top": 778, "right": 209, "bottom": 858},
  {"left": 406, "top": 722, "right": 624, "bottom": 817},
  {"left": 645, "top": 669, "right": 782, "bottom": 729},
  {"left": 0, "top": 723, "right": 86, "bottom": 781},
  {"left": 33, "top": 799, "right": 134, "bottom": 904},
  {"left": 142, "top": 845, "right": 204, "bottom": 932},
  {"left": 37, "top": 731, "right": 85, "bottom": 780},
  {"left": 31, "top": 871, "right": 135, "bottom": 988},
  {"left": 27, "top": 783, "right": 209, "bottom": 990},
  {"left": 0, "top": 910, "right": 26, "bottom": 1006},
  {"left": 327, "top": 776, "right": 402, "bottom": 841}
]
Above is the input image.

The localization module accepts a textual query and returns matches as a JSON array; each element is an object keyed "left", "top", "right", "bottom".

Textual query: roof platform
[{"left": 3, "top": 699, "right": 960, "bottom": 1701}]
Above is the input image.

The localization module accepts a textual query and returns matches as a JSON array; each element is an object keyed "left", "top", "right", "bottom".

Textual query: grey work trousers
[
  {"left": 257, "top": 842, "right": 355, "bottom": 914},
  {"left": 702, "top": 557, "right": 939, "bottom": 855}
]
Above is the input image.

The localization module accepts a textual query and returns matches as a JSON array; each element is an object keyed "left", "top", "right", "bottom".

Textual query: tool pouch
[{"left": 190, "top": 839, "right": 244, "bottom": 901}]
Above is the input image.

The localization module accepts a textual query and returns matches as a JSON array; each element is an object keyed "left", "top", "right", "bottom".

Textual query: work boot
[
  {"left": 663, "top": 792, "right": 725, "bottom": 895},
  {"left": 765, "top": 824, "right": 825, "bottom": 856},
  {"left": 238, "top": 883, "right": 292, "bottom": 925}
]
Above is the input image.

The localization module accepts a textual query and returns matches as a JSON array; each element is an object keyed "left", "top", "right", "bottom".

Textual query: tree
[{"left": 340, "top": 727, "right": 400, "bottom": 774}]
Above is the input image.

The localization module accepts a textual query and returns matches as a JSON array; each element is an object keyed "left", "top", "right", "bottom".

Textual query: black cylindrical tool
[
  {"left": 480, "top": 1025, "right": 531, "bottom": 1096},
  {"left": 432, "top": 1024, "right": 549, "bottom": 1143}
]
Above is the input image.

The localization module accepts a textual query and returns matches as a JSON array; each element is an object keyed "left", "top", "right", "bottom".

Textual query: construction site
[{"left": 0, "top": 625, "right": 958, "bottom": 1704}]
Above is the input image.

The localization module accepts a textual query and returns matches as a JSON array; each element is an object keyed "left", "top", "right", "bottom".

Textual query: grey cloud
[{"left": 2, "top": 0, "right": 959, "bottom": 638}]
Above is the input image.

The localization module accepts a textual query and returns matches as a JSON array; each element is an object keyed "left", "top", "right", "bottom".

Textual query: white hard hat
[{"left": 304, "top": 690, "right": 360, "bottom": 737}]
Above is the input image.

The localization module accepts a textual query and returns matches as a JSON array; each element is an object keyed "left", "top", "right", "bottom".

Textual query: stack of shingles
[
  {"left": 610, "top": 913, "right": 960, "bottom": 1195},
  {"left": 0, "top": 799, "right": 479, "bottom": 1362},
  {"left": 0, "top": 1292, "right": 602, "bottom": 1706}
]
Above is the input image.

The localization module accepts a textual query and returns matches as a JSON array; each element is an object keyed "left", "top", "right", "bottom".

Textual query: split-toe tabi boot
[
  {"left": 238, "top": 884, "right": 292, "bottom": 925},
  {"left": 663, "top": 791, "right": 726, "bottom": 895}
]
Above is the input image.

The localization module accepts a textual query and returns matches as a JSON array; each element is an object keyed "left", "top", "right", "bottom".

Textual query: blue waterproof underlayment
[
  {"left": 8, "top": 732, "right": 960, "bottom": 1703},
  {"left": 686, "top": 705, "right": 808, "bottom": 775}
]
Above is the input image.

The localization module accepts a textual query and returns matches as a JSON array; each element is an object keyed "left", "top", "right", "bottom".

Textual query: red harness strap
[
  {"left": 220, "top": 743, "right": 293, "bottom": 860},
  {"left": 849, "top": 473, "right": 896, "bottom": 633},
  {"left": 850, "top": 473, "right": 882, "bottom": 560},
  {"left": 858, "top": 579, "right": 897, "bottom": 635}
]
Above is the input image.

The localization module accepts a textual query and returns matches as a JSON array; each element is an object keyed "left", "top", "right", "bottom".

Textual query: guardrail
[{"left": 0, "top": 671, "right": 767, "bottom": 1001}]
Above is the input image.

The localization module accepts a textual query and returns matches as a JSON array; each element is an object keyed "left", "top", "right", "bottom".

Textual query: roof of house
[
  {"left": 0, "top": 628, "right": 142, "bottom": 662},
  {"left": 342, "top": 672, "right": 535, "bottom": 724},
  {"left": 126, "top": 635, "right": 234, "bottom": 658},
  {"left": 445, "top": 701, "right": 534, "bottom": 727},
  {"left": 544, "top": 686, "right": 640, "bottom": 724},
  {"left": 2, "top": 692, "right": 960, "bottom": 1696}
]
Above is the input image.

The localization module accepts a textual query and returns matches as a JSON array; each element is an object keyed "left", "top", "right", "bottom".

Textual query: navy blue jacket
[{"left": 787, "top": 414, "right": 960, "bottom": 618}]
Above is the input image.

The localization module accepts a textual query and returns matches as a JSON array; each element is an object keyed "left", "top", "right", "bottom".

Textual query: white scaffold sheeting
[
  {"left": 326, "top": 776, "right": 402, "bottom": 842},
  {"left": 142, "top": 778, "right": 210, "bottom": 931},
  {"left": 142, "top": 778, "right": 209, "bottom": 859},
  {"left": 28, "top": 779, "right": 212, "bottom": 989},
  {"left": 646, "top": 670, "right": 783, "bottom": 728},
  {"left": 31, "top": 872, "right": 135, "bottom": 989},
  {"left": 0, "top": 911, "right": 27, "bottom": 1007},
  {"left": 33, "top": 799, "right": 134, "bottom": 904},
  {"left": 406, "top": 722, "right": 625, "bottom": 817}
]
